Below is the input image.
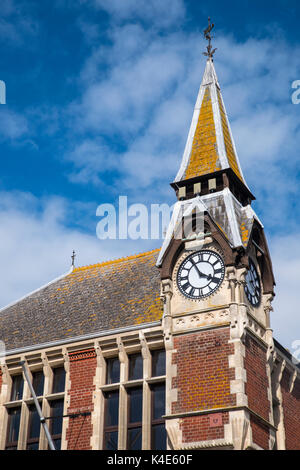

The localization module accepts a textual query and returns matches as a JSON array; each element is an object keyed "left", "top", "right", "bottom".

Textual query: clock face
[
  {"left": 244, "top": 258, "right": 261, "bottom": 307},
  {"left": 177, "top": 250, "right": 225, "bottom": 299}
]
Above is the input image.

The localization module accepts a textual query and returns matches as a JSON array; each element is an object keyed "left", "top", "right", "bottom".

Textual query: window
[
  {"left": 32, "top": 371, "right": 44, "bottom": 397},
  {"left": 103, "top": 390, "right": 119, "bottom": 450},
  {"left": 127, "top": 387, "right": 143, "bottom": 450},
  {"left": 26, "top": 405, "right": 41, "bottom": 450},
  {"left": 151, "top": 384, "right": 166, "bottom": 450},
  {"left": 106, "top": 357, "right": 120, "bottom": 384},
  {"left": 49, "top": 399, "right": 64, "bottom": 450},
  {"left": 5, "top": 408, "right": 21, "bottom": 450},
  {"left": 151, "top": 350, "right": 165, "bottom": 377},
  {"left": 52, "top": 367, "right": 66, "bottom": 394},
  {"left": 4, "top": 362, "right": 67, "bottom": 450},
  {"left": 101, "top": 344, "right": 166, "bottom": 450},
  {"left": 10, "top": 375, "right": 24, "bottom": 401},
  {"left": 128, "top": 354, "right": 143, "bottom": 381}
]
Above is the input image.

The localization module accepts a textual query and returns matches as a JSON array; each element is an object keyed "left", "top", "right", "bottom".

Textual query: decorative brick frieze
[{"left": 68, "top": 349, "right": 97, "bottom": 362}]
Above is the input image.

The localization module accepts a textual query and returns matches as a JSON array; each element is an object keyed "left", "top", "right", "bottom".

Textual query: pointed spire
[{"left": 174, "top": 57, "right": 247, "bottom": 186}]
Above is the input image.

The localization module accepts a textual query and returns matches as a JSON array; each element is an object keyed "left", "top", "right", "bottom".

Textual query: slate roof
[{"left": 0, "top": 249, "right": 162, "bottom": 352}]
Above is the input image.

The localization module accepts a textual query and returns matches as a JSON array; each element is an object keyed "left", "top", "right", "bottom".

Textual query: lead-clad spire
[{"left": 175, "top": 57, "right": 246, "bottom": 185}]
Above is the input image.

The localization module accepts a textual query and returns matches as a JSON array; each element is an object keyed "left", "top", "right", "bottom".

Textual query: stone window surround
[
  {"left": 0, "top": 350, "right": 68, "bottom": 450},
  {"left": 0, "top": 324, "right": 166, "bottom": 450},
  {"left": 92, "top": 328, "right": 166, "bottom": 450}
]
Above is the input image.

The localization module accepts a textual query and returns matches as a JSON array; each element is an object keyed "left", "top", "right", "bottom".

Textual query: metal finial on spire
[
  {"left": 71, "top": 250, "right": 76, "bottom": 267},
  {"left": 203, "top": 17, "right": 217, "bottom": 60}
]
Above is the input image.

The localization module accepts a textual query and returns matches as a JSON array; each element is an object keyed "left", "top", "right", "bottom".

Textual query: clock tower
[{"left": 157, "top": 54, "right": 278, "bottom": 449}]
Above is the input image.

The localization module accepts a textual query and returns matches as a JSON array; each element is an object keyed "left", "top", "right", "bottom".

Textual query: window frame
[
  {"left": 100, "top": 343, "right": 166, "bottom": 450},
  {"left": 3, "top": 360, "right": 67, "bottom": 451},
  {"left": 103, "top": 389, "right": 120, "bottom": 450},
  {"left": 26, "top": 403, "right": 42, "bottom": 450},
  {"left": 126, "top": 386, "right": 143, "bottom": 450},
  {"left": 150, "top": 383, "right": 166, "bottom": 450},
  {"left": 5, "top": 406, "right": 22, "bottom": 450}
]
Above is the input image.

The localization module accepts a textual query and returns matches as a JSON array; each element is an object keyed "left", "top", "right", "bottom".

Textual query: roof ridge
[{"left": 72, "top": 248, "right": 160, "bottom": 272}]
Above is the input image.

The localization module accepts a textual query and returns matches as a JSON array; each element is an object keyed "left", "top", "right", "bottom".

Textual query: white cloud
[
  {"left": 270, "top": 234, "right": 300, "bottom": 351},
  {"left": 75, "top": 40, "right": 187, "bottom": 137},
  {"left": 0, "top": 108, "right": 29, "bottom": 140},
  {"left": 0, "top": 191, "right": 156, "bottom": 309},
  {"left": 89, "top": 0, "right": 185, "bottom": 27},
  {"left": 0, "top": 0, "right": 38, "bottom": 45},
  {"left": 66, "top": 25, "right": 300, "bottom": 210},
  {"left": 65, "top": 138, "right": 116, "bottom": 185}
]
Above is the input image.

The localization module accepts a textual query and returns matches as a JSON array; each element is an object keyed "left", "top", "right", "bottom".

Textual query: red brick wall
[
  {"left": 244, "top": 334, "right": 270, "bottom": 449},
  {"left": 180, "top": 412, "right": 229, "bottom": 443},
  {"left": 172, "top": 328, "right": 235, "bottom": 443},
  {"left": 281, "top": 370, "right": 300, "bottom": 450},
  {"left": 66, "top": 349, "right": 97, "bottom": 450},
  {"left": 250, "top": 416, "right": 269, "bottom": 450}
]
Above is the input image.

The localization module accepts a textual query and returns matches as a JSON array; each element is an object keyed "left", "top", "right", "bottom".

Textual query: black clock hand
[{"left": 190, "top": 259, "right": 207, "bottom": 279}]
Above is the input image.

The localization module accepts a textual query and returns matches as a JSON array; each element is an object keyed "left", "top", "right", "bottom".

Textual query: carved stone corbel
[
  {"left": 139, "top": 331, "right": 150, "bottom": 361},
  {"left": 161, "top": 279, "right": 173, "bottom": 317},
  {"left": 264, "top": 293, "right": 274, "bottom": 329},
  {"left": 230, "top": 412, "right": 251, "bottom": 450},
  {"left": 227, "top": 266, "right": 237, "bottom": 303},
  {"left": 117, "top": 338, "right": 127, "bottom": 365},
  {"left": 166, "top": 420, "right": 181, "bottom": 450},
  {"left": 236, "top": 268, "right": 247, "bottom": 305},
  {"left": 161, "top": 279, "right": 173, "bottom": 351},
  {"left": 229, "top": 303, "right": 247, "bottom": 342}
]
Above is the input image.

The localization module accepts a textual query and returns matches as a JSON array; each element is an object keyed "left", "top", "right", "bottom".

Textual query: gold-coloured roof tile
[{"left": 184, "top": 87, "right": 221, "bottom": 180}]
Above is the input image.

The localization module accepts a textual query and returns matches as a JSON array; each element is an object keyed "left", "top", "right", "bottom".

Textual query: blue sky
[{"left": 0, "top": 0, "right": 300, "bottom": 350}]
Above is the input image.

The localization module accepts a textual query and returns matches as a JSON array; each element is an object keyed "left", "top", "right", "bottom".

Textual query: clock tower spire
[
  {"left": 172, "top": 54, "right": 254, "bottom": 207},
  {"left": 158, "top": 21, "right": 278, "bottom": 450}
]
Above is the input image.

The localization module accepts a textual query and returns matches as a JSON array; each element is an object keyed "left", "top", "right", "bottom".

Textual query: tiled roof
[
  {"left": 175, "top": 58, "right": 246, "bottom": 185},
  {"left": 184, "top": 87, "right": 221, "bottom": 179},
  {"left": 0, "top": 249, "right": 162, "bottom": 351}
]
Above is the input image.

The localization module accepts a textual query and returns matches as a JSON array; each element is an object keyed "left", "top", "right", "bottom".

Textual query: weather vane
[{"left": 203, "top": 17, "right": 217, "bottom": 59}]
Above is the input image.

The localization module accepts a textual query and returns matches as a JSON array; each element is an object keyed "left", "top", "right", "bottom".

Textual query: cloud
[
  {"left": 89, "top": 0, "right": 185, "bottom": 27},
  {"left": 0, "top": 0, "right": 38, "bottom": 45},
  {"left": 65, "top": 25, "right": 300, "bottom": 212},
  {"left": 74, "top": 37, "right": 187, "bottom": 138},
  {"left": 0, "top": 108, "right": 29, "bottom": 140},
  {"left": 0, "top": 191, "right": 157, "bottom": 309},
  {"left": 270, "top": 233, "right": 300, "bottom": 350},
  {"left": 65, "top": 138, "right": 116, "bottom": 185}
]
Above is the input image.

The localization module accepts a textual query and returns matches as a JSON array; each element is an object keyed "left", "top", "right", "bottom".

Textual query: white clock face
[
  {"left": 177, "top": 250, "right": 225, "bottom": 299},
  {"left": 244, "top": 258, "right": 261, "bottom": 307}
]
